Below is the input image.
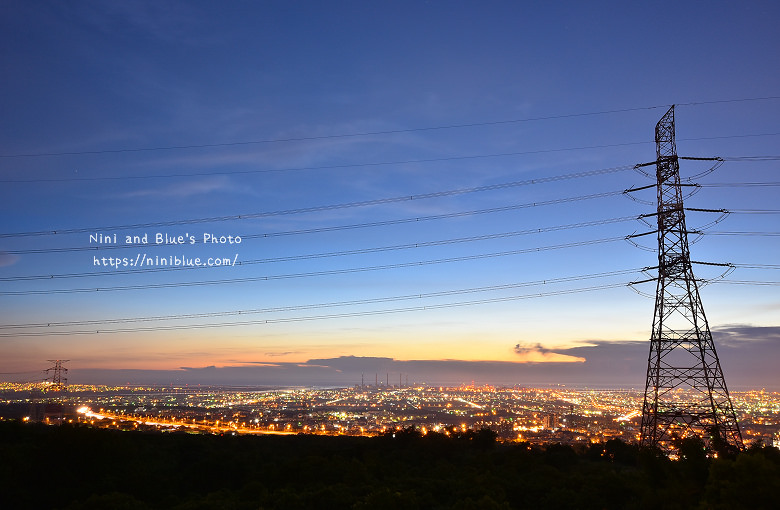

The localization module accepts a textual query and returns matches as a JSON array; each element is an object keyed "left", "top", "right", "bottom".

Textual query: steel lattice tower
[
  {"left": 41, "top": 359, "right": 69, "bottom": 424},
  {"left": 45, "top": 359, "right": 69, "bottom": 390},
  {"left": 639, "top": 106, "right": 743, "bottom": 451}
]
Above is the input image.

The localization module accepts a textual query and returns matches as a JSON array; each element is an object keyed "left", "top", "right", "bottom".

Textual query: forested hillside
[{"left": 1, "top": 422, "right": 778, "bottom": 509}]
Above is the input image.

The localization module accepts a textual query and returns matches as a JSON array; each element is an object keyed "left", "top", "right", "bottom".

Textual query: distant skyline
[{"left": 1, "top": 1, "right": 778, "bottom": 389}]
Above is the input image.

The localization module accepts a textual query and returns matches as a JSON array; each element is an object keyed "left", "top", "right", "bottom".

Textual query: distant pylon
[
  {"left": 45, "top": 359, "right": 69, "bottom": 390},
  {"left": 639, "top": 106, "right": 742, "bottom": 451},
  {"left": 43, "top": 360, "right": 69, "bottom": 424}
]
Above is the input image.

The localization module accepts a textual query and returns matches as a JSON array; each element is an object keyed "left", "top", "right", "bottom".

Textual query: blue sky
[{"left": 1, "top": 1, "right": 778, "bottom": 388}]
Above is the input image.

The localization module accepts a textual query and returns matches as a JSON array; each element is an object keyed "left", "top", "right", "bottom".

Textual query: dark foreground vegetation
[{"left": 1, "top": 421, "right": 778, "bottom": 509}]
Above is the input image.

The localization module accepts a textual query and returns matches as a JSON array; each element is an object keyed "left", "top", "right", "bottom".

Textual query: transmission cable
[
  {"left": 727, "top": 209, "right": 780, "bottom": 214},
  {"left": 0, "top": 105, "right": 675, "bottom": 159},
  {"left": 7, "top": 215, "right": 636, "bottom": 282},
  {"left": 711, "top": 280, "right": 780, "bottom": 286},
  {"left": 700, "top": 182, "right": 780, "bottom": 188},
  {"left": 0, "top": 190, "right": 625, "bottom": 248},
  {"left": 0, "top": 268, "right": 643, "bottom": 331},
  {"left": 0, "top": 143, "right": 655, "bottom": 183},
  {"left": 2, "top": 95, "right": 777, "bottom": 159},
  {"left": 0, "top": 282, "right": 632, "bottom": 336},
  {"left": 3, "top": 215, "right": 636, "bottom": 257},
  {"left": 731, "top": 263, "right": 780, "bottom": 270},
  {"left": 0, "top": 165, "right": 634, "bottom": 238},
  {"left": 703, "top": 231, "right": 780, "bottom": 236},
  {"left": 0, "top": 236, "right": 626, "bottom": 296},
  {"left": 720, "top": 156, "right": 780, "bottom": 162}
]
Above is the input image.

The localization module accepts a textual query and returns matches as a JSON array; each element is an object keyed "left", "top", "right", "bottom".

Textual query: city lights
[{"left": 3, "top": 382, "right": 777, "bottom": 448}]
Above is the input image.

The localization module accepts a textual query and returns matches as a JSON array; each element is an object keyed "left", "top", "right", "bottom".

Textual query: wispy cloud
[
  {"left": 514, "top": 342, "right": 552, "bottom": 355},
  {"left": 713, "top": 324, "right": 780, "bottom": 346},
  {"left": 513, "top": 342, "right": 586, "bottom": 363},
  {"left": 0, "top": 251, "right": 20, "bottom": 267},
  {"left": 120, "top": 176, "right": 235, "bottom": 199}
]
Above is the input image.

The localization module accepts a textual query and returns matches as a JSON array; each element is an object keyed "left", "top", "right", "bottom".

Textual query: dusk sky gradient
[{"left": 1, "top": 1, "right": 778, "bottom": 389}]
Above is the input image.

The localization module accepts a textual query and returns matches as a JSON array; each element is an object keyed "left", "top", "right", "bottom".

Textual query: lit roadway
[{"left": 75, "top": 406, "right": 296, "bottom": 435}]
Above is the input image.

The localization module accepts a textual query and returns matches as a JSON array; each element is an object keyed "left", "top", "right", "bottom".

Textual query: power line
[
  {"left": 0, "top": 194, "right": 624, "bottom": 280},
  {"left": 682, "top": 133, "right": 780, "bottom": 143},
  {"left": 0, "top": 236, "right": 626, "bottom": 295},
  {"left": 727, "top": 209, "right": 780, "bottom": 214},
  {"left": 2, "top": 137, "right": 778, "bottom": 185},
  {"left": 0, "top": 105, "right": 672, "bottom": 159},
  {"left": 1, "top": 215, "right": 636, "bottom": 282},
  {"left": 0, "top": 282, "right": 633, "bottom": 336},
  {"left": 1, "top": 224, "right": 773, "bottom": 288},
  {"left": 701, "top": 182, "right": 780, "bottom": 188},
  {"left": 720, "top": 156, "right": 780, "bottom": 162},
  {"left": 0, "top": 142, "right": 654, "bottom": 183},
  {"left": 0, "top": 190, "right": 624, "bottom": 247},
  {"left": 3, "top": 215, "right": 636, "bottom": 257},
  {"left": 4, "top": 179, "right": 777, "bottom": 249},
  {"left": 712, "top": 280, "right": 780, "bottom": 286},
  {"left": 0, "top": 268, "right": 643, "bottom": 331},
  {"left": 1, "top": 204, "right": 774, "bottom": 285},
  {"left": 6, "top": 223, "right": 773, "bottom": 284},
  {"left": 627, "top": 181, "right": 780, "bottom": 195},
  {"left": 3, "top": 167, "right": 777, "bottom": 241},
  {"left": 676, "top": 96, "right": 780, "bottom": 107},
  {"left": 704, "top": 231, "right": 780, "bottom": 236},
  {"left": 2, "top": 95, "right": 777, "bottom": 159},
  {"left": 0, "top": 164, "right": 634, "bottom": 238}
]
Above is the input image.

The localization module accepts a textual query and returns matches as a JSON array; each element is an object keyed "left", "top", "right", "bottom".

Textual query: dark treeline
[{"left": 1, "top": 421, "right": 778, "bottom": 509}]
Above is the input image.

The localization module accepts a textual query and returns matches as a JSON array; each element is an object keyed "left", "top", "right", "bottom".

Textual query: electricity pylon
[
  {"left": 639, "top": 106, "right": 743, "bottom": 451},
  {"left": 43, "top": 359, "right": 69, "bottom": 424},
  {"left": 45, "top": 359, "right": 69, "bottom": 390}
]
